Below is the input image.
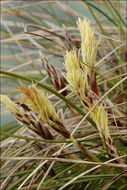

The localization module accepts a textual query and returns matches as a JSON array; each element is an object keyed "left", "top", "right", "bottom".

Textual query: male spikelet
[
  {"left": 64, "top": 49, "right": 92, "bottom": 107},
  {"left": 90, "top": 103, "right": 125, "bottom": 165},
  {"left": 20, "top": 85, "right": 70, "bottom": 139},
  {"left": 77, "top": 18, "right": 97, "bottom": 69},
  {"left": 77, "top": 18, "right": 99, "bottom": 94},
  {"left": 64, "top": 51, "right": 125, "bottom": 166},
  {"left": 1, "top": 95, "right": 54, "bottom": 140}
]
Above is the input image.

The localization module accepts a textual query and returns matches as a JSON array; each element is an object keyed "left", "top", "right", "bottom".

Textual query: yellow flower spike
[
  {"left": 20, "top": 85, "right": 70, "bottom": 139},
  {"left": 0, "top": 94, "right": 33, "bottom": 128},
  {"left": 77, "top": 18, "right": 97, "bottom": 72},
  {"left": 89, "top": 103, "right": 125, "bottom": 166},
  {"left": 20, "top": 85, "right": 59, "bottom": 124},
  {"left": 89, "top": 103, "right": 110, "bottom": 139},
  {"left": 1, "top": 95, "right": 18, "bottom": 115},
  {"left": 1, "top": 95, "right": 55, "bottom": 140},
  {"left": 64, "top": 49, "right": 89, "bottom": 100}
]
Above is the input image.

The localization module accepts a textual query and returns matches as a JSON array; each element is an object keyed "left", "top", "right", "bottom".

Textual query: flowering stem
[{"left": 0, "top": 69, "right": 96, "bottom": 128}]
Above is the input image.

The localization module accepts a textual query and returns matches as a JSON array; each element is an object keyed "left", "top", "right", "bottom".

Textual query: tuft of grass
[{"left": 1, "top": 1, "right": 126, "bottom": 190}]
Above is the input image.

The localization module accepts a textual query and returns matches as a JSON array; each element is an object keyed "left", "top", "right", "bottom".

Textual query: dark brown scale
[
  {"left": 30, "top": 120, "right": 36, "bottom": 127},
  {"left": 38, "top": 121, "right": 54, "bottom": 140},
  {"left": 51, "top": 64, "right": 57, "bottom": 75},
  {"left": 102, "top": 102, "right": 105, "bottom": 106},
  {"left": 47, "top": 70, "right": 51, "bottom": 77},
  {"left": 49, "top": 116, "right": 53, "bottom": 121},
  {"left": 35, "top": 112, "right": 38, "bottom": 116},
  {"left": 30, "top": 114, "right": 36, "bottom": 120},
  {"left": 22, "top": 120, "right": 30, "bottom": 125},
  {"left": 43, "top": 163, "right": 56, "bottom": 177},
  {"left": 37, "top": 121, "right": 45, "bottom": 137},
  {"left": 15, "top": 116, "right": 21, "bottom": 121},
  {"left": 60, "top": 77, "right": 68, "bottom": 96},
  {"left": 60, "top": 78, "right": 64, "bottom": 88},
  {"left": 54, "top": 120, "right": 70, "bottom": 138},
  {"left": 47, "top": 65, "right": 52, "bottom": 77},
  {"left": 108, "top": 137, "right": 112, "bottom": 145},
  {"left": 16, "top": 101, "right": 20, "bottom": 105},
  {"left": 85, "top": 89, "right": 88, "bottom": 97},
  {"left": 111, "top": 120, "right": 123, "bottom": 127},
  {"left": 16, "top": 116, "right": 23, "bottom": 121},
  {"left": 46, "top": 64, "right": 50, "bottom": 70},
  {"left": 24, "top": 113, "right": 29, "bottom": 119},
  {"left": 89, "top": 97, "right": 93, "bottom": 104},
  {"left": 46, "top": 130, "right": 55, "bottom": 140},
  {"left": 16, "top": 113, "right": 22, "bottom": 118},
  {"left": 87, "top": 74, "right": 90, "bottom": 86},
  {"left": 117, "top": 151, "right": 120, "bottom": 156},
  {"left": 20, "top": 104, "right": 31, "bottom": 112},
  {"left": 90, "top": 71, "right": 99, "bottom": 95},
  {"left": 79, "top": 62, "right": 83, "bottom": 70},
  {"left": 62, "top": 90, "right": 68, "bottom": 97},
  {"left": 110, "top": 149, "right": 115, "bottom": 154},
  {"left": 55, "top": 120, "right": 63, "bottom": 127},
  {"left": 37, "top": 121, "right": 42, "bottom": 128},
  {"left": 54, "top": 78, "right": 60, "bottom": 90},
  {"left": 82, "top": 100, "right": 88, "bottom": 107},
  {"left": 51, "top": 125, "right": 70, "bottom": 139}
]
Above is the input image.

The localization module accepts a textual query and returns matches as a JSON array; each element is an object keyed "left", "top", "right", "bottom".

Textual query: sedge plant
[
  {"left": 1, "top": 3, "right": 126, "bottom": 188},
  {"left": 64, "top": 18, "right": 125, "bottom": 168}
]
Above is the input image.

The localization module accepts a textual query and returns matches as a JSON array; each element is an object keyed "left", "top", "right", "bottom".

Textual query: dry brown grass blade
[
  {"left": 2, "top": 155, "right": 126, "bottom": 168},
  {"left": 1, "top": 18, "right": 42, "bottom": 76},
  {"left": 1, "top": 27, "right": 78, "bottom": 43},
  {"left": 25, "top": 31, "right": 67, "bottom": 50}
]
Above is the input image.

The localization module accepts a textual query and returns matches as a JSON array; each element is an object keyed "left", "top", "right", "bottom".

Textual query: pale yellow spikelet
[
  {"left": 20, "top": 85, "right": 60, "bottom": 126},
  {"left": 77, "top": 18, "right": 97, "bottom": 70},
  {"left": 1, "top": 95, "right": 32, "bottom": 127},
  {"left": 89, "top": 103, "right": 125, "bottom": 166},
  {"left": 90, "top": 103, "right": 110, "bottom": 139},
  {"left": 20, "top": 85, "right": 70, "bottom": 138},
  {"left": 64, "top": 49, "right": 89, "bottom": 99},
  {"left": 1, "top": 95, "right": 17, "bottom": 114},
  {"left": 64, "top": 50, "right": 80, "bottom": 72}
]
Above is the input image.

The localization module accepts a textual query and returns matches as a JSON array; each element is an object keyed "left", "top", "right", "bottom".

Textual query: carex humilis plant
[{"left": 1, "top": 1, "right": 126, "bottom": 189}]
